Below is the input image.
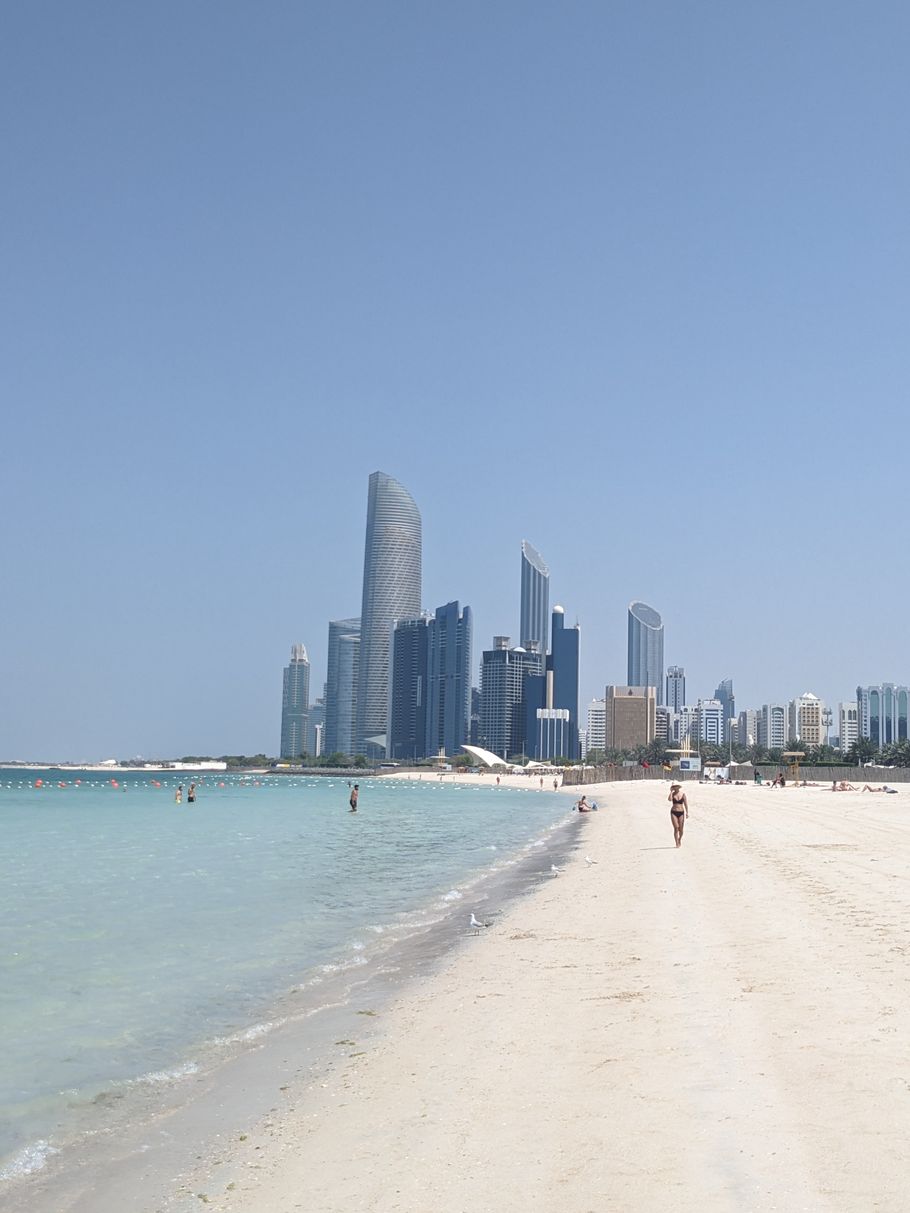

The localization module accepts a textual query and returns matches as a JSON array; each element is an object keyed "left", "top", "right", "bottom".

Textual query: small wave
[
  {"left": 0, "top": 1140, "right": 59, "bottom": 1182},
  {"left": 127, "top": 1060, "right": 200, "bottom": 1087},
  {"left": 318, "top": 955, "right": 368, "bottom": 976},
  {"left": 440, "top": 889, "right": 463, "bottom": 902},
  {"left": 365, "top": 924, "right": 385, "bottom": 934},
  {"left": 216, "top": 1021, "right": 280, "bottom": 1046}
]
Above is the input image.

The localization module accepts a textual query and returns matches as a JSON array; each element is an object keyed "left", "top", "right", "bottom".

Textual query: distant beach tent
[{"left": 461, "top": 745, "right": 509, "bottom": 768}]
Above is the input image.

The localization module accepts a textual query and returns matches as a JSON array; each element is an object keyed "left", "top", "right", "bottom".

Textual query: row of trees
[
  {"left": 179, "top": 736, "right": 910, "bottom": 771},
  {"left": 180, "top": 753, "right": 371, "bottom": 768},
  {"left": 583, "top": 736, "right": 910, "bottom": 768}
]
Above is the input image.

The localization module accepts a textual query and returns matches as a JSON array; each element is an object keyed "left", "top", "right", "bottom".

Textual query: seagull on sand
[
  {"left": 469, "top": 912, "right": 490, "bottom": 933},
  {"left": 550, "top": 863, "right": 562, "bottom": 877},
  {"left": 584, "top": 855, "right": 598, "bottom": 865}
]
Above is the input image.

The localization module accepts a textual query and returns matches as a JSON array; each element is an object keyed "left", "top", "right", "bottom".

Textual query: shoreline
[
  {"left": 4, "top": 788, "right": 581, "bottom": 1213},
  {"left": 137, "top": 781, "right": 908, "bottom": 1209}
]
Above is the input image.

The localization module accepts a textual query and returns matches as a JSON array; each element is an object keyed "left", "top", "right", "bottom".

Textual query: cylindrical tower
[{"left": 355, "top": 472, "right": 422, "bottom": 758}]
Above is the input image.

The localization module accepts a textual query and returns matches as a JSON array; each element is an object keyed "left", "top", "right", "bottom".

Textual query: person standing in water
[
  {"left": 175, "top": 784, "right": 183, "bottom": 805},
  {"left": 668, "top": 783, "right": 688, "bottom": 847},
  {"left": 187, "top": 783, "right": 196, "bottom": 804},
  {"left": 349, "top": 783, "right": 359, "bottom": 812}
]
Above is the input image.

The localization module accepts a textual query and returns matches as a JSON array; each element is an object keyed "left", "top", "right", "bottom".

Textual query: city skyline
[{"left": 4, "top": 5, "right": 910, "bottom": 759}]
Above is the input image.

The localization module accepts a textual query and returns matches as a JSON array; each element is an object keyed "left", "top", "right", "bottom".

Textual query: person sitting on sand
[
  {"left": 668, "top": 783, "right": 688, "bottom": 848},
  {"left": 832, "top": 781, "right": 857, "bottom": 791},
  {"left": 576, "top": 795, "right": 592, "bottom": 812}
]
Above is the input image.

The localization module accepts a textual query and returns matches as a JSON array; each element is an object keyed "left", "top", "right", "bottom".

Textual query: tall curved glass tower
[
  {"left": 520, "top": 540, "right": 550, "bottom": 656},
  {"left": 355, "top": 472, "right": 422, "bottom": 758},
  {"left": 627, "top": 601, "right": 664, "bottom": 704}
]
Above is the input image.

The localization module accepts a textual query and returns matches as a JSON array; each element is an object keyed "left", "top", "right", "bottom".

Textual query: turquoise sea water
[{"left": 0, "top": 769, "right": 571, "bottom": 1184}]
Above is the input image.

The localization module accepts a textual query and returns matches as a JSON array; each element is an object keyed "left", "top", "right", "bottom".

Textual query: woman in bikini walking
[{"left": 668, "top": 783, "right": 688, "bottom": 848}]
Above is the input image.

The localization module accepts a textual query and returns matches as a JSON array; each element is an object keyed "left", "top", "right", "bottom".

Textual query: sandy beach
[{"left": 118, "top": 775, "right": 908, "bottom": 1213}]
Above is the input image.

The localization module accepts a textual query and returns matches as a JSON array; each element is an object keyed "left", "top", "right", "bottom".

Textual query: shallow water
[{"left": 0, "top": 770, "right": 570, "bottom": 1183}]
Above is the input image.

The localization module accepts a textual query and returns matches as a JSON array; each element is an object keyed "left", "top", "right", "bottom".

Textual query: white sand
[{"left": 161, "top": 778, "right": 910, "bottom": 1212}]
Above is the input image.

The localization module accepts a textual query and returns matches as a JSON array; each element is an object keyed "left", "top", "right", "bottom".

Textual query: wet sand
[{"left": 154, "top": 778, "right": 910, "bottom": 1212}]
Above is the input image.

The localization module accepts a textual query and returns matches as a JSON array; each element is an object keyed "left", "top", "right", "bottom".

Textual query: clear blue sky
[{"left": 2, "top": 3, "right": 908, "bottom": 759}]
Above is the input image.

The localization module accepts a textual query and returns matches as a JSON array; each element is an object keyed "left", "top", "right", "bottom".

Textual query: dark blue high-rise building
[
  {"left": 480, "top": 637, "right": 543, "bottom": 760},
  {"left": 426, "top": 602, "right": 472, "bottom": 759},
  {"left": 526, "top": 606, "right": 580, "bottom": 761},
  {"left": 389, "top": 602, "right": 472, "bottom": 761},
  {"left": 388, "top": 616, "right": 429, "bottom": 762}
]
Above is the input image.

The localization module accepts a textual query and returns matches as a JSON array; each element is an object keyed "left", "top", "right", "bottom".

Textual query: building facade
[
  {"left": 857, "top": 684, "right": 910, "bottom": 746},
  {"left": 627, "top": 602, "right": 664, "bottom": 705},
  {"left": 696, "top": 698, "right": 725, "bottom": 746},
  {"left": 666, "top": 666, "right": 686, "bottom": 712},
  {"left": 307, "top": 698, "right": 325, "bottom": 759},
  {"left": 355, "top": 472, "right": 422, "bottom": 758},
  {"left": 586, "top": 698, "right": 606, "bottom": 753},
  {"left": 280, "top": 644, "right": 310, "bottom": 759},
  {"left": 605, "top": 685, "right": 656, "bottom": 750},
  {"left": 520, "top": 541, "right": 550, "bottom": 656},
  {"left": 735, "top": 709, "right": 758, "bottom": 749},
  {"left": 426, "top": 601, "right": 472, "bottom": 759},
  {"left": 323, "top": 617, "right": 360, "bottom": 757},
  {"left": 757, "top": 704, "right": 788, "bottom": 751},
  {"left": 388, "top": 616, "right": 430, "bottom": 761},
  {"left": 479, "top": 638, "right": 543, "bottom": 759},
  {"left": 788, "top": 692, "right": 825, "bottom": 747},
  {"left": 838, "top": 701, "right": 858, "bottom": 752},
  {"left": 714, "top": 678, "right": 735, "bottom": 732}
]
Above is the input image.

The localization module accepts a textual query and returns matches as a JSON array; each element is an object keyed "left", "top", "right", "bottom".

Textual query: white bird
[
  {"left": 469, "top": 912, "right": 485, "bottom": 931},
  {"left": 585, "top": 855, "right": 598, "bottom": 865},
  {"left": 550, "top": 864, "right": 562, "bottom": 876}
]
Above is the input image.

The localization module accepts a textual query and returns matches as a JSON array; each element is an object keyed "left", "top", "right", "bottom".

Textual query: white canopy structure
[{"left": 461, "top": 745, "right": 509, "bottom": 768}]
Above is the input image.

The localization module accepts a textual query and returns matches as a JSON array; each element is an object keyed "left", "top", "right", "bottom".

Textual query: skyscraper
[
  {"left": 479, "top": 637, "right": 543, "bottom": 759},
  {"left": 389, "top": 601, "right": 473, "bottom": 761},
  {"left": 666, "top": 666, "right": 686, "bottom": 711},
  {"left": 714, "top": 678, "right": 735, "bottom": 730},
  {"left": 280, "top": 644, "right": 310, "bottom": 759},
  {"left": 526, "top": 605, "right": 580, "bottom": 760},
  {"left": 355, "top": 472, "right": 422, "bottom": 759},
  {"left": 388, "top": 616, "right": 430, "bottom": 762},
  {"left": 856, "top": 684, "right": 909, "bottom": 746},
  {"left": 520, "top": 541, "right": 549, "bottom": 656},
  {"left": 426, "top": 601, "right": 472, "bottom": 759},
  {"left": 627, "top": 601, "right": 664, "bottom": 704},
  {"left": 323, "top": 618, "right": 360, "bottom": 757}
]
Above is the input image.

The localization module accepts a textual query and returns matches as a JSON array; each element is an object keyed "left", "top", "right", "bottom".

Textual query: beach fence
[{"left": 562, "top": 765, "right": 910, "bottom": 787}]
